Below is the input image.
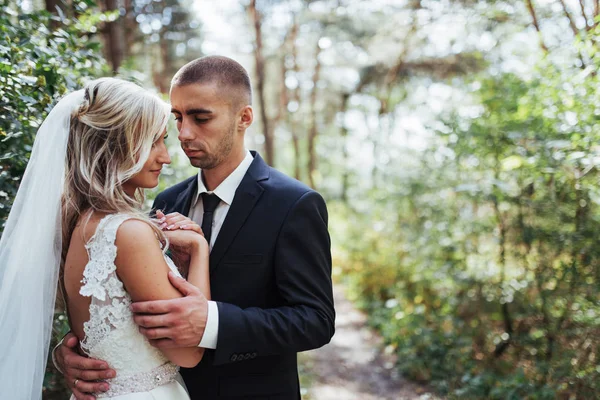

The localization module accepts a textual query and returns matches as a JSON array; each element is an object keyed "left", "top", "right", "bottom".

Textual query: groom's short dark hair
[{"left": 171, "top": 56, "right": 252, "bottom": 109}]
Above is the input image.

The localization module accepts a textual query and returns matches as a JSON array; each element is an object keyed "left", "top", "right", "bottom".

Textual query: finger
[
  {"left": 156, "top": 210, "right": 165, "bottom": 220},
  {"left": 149, "top": 338, "right": 178, "bottom": 349},
  {"left": 133, "top": 313, "right": 169, "bottom": 328},
  {"left": 66, "top": 354, "right": 110, "bottom": 370},
  {"left": 130, "top": 299, "right": 173, "bottom": 314},
  {"left": 166, "top": 220, "right": 199, "bottom": 231},
  {"left": 163, "top": 212, "right": 186, "bottom": 224},
  {"left": 165, "top": 220, "right": 188, "bottom": 230},
  {"left": 165, "top": 216, "right": 189, "bottom": 230},
  {"left": 180, "top": 224, "right": 203, "bottom": 235},
  {"left": 139, "top": 326, "right": 172, "bottom": 340},
  {"left": 64, "top": 333, "right": 79, "bottom": 348},
  {"left": 164, "top": 213, "right": 187, "bottom": 222},
  {"left": 168, "top": 271, "right": 201, "bottom": 296},
  {"left": 161, "top": 218, "right": 190, "bottom": 231},
  {"left": 69, "top": 367, "right": 116, "bottom": 381},
  {"left": 74, "top": 379, "right": 110, "bottom": 395},
  {"left": 72, "top": 388, "right": 97, "bottom": 400}
]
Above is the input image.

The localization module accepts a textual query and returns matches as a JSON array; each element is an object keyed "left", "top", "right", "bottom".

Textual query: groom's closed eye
[
  {"left": 172, "top": 116, "right": 210, "bottom": 124},
  {"left": 172, "top": 108, "right": 213, "bottom": 123}
]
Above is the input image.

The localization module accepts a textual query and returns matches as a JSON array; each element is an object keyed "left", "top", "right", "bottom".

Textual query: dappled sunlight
[
  {"left": 301, "top": 285, "right": 441, "bottom": 400},
  {"left": 2, "top": 0, "right": 600, "bottom": 398}
]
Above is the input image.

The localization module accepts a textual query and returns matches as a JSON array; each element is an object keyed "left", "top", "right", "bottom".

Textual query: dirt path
[{"left": 300, "top": 284, "right": 442, "bottom": 400}]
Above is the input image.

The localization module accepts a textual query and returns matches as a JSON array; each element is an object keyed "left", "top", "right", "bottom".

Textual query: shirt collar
[{"left": 192, "top": 150, "right": 253, "bottom": 207}]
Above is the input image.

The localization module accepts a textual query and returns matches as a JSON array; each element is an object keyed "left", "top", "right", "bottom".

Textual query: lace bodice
[{"left": 79, "top": 213, "right": 181, "bottom": 397}]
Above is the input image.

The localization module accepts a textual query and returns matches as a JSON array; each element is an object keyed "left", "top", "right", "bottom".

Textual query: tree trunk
[
  {"left": 102, "top": 0, "right": 126, "bottom": 73},
  {"left": 156, "top": 23, "right": 172, "bottom": 93},
  {"left": 340, "top": 93, "right": 350, "bottom": 202},
  {"left": 45, "top": 0, "right": 61, "bottom": 29},
  {"left": 279, "top": 51, "right": 302, "bottom": 181},
  {"left": 123, "top": 0, "right": 137, "bottom": 59},
  {"left": 525, "top": 0, "right": 549, "bottom": 52},
  {"left": 578, "top": 0, "right": 591, "bottom": 30},
  {"left": 288, "top": 18, "right": 301, "bottom": 181},
  {"left": 492, "top": 164, "right": 513, "bottom": 357},
  {"left": 247, "top": 0, "right": 274, "bottom": 166},
  {"left": 307, "top": 41, "right": 322, "bottom": 189},
  {"left": 558, "top": 0, "right": 579, "bottom": 37},
  {"left": 45, "top": 0, "right": 59, "bottom": 13}
]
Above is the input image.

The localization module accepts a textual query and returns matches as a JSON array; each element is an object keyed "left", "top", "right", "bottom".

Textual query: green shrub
[
  {"left": 0, "top": 2, "right": 106, "bottom": 397},
  {"left": 0, "top": 0, "right": 106, "bottom": 228},
  {"left": 333, "top": 63, "right": 600, "bottom": 399}
]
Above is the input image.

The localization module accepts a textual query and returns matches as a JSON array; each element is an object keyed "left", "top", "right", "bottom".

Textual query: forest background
[{"left": 1, "top": 0, "right": 599, "bottom": 398}]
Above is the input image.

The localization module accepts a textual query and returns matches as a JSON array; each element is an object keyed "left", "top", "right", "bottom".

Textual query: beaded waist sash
[{"left": 96, "top": 362, "right": 179, "bottom": 398}]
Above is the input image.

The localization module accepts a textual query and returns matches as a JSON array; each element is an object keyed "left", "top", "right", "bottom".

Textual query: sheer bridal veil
[{"left": 0, "top": 90, "right": 84, "bottom": 399}]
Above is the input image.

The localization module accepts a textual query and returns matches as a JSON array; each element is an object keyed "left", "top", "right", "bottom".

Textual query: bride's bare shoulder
[
  {"left": 71, "top": 211, "right": 111, "bottom": 243},
  {"left": 114, "top": 218, "right": 159, "bottom": 251}
]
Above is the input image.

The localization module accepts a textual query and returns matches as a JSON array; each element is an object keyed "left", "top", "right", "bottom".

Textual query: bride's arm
[
  {"left": 185, "top": 242, "right": 211, "bottom": 300},
  {"left": 115, "top": 219, "right": 209, "bottom": 368}
]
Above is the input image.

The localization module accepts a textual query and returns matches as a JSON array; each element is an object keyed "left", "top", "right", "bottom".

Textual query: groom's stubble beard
[{"left": 184, "top": 119, "right": 236, "bottom": 170}]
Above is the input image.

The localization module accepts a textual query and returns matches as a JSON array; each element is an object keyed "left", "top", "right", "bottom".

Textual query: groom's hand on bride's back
[
  {"left": 131, "top": 272, "right": 209, "bottom": 348},
  {"left": 55, "top": 333, "right": 115, "bottom": 400}
]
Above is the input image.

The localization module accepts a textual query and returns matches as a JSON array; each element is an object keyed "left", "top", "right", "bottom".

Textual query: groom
[{"left": 55, "top": 55, "right": 335, "bottom": 400}]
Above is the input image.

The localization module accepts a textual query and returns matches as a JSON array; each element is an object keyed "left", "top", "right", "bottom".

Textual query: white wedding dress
[{"left": 69, "top": 213, "right": 190, "bottom": 400}]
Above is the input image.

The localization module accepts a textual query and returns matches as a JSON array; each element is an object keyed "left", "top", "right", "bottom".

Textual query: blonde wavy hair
[{"left": 61, "top": 78, "right": 170, "bottom": 265}]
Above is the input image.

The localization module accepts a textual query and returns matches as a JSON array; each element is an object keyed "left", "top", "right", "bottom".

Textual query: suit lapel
[
  {"left": 209, "top": 152, "right": 269, "bottom": 273},
  {"left": 173, "top": 177, "right": 198, "bottom": 216}
]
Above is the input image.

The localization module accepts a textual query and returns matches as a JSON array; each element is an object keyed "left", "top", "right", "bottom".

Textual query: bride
[{"left": 0, "top": 78, "right": 209, "bottom": 399}]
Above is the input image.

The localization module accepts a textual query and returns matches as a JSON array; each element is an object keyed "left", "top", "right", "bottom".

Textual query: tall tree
[
  {"left": 101, "top": 0, "right": 126, "bottom": 72},
  {"left": 247, "top": 0, "right": 275, "bottom": 166},
  {"left": 307, "top": 40, "right": 322, "bottom": 189}
]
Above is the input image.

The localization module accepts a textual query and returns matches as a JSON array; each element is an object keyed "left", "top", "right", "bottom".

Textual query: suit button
[
  {"left": 250, "top": 352, "right": 257, "bottom": 359},
  {"left": 244, "top": 353, "right": 251, "bottom": 360},
  {"left": 230, "top": 354, "right": 237, "bottom": 362}
]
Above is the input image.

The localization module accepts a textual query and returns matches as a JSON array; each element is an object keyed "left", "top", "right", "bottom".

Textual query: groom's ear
[{"left": 238, "top": 106, "right": 253, "bottom": 130}]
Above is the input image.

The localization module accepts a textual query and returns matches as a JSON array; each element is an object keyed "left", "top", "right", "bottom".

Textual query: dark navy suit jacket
[{"left": 151, "top": 151, "right": 335, "bottom": 400}]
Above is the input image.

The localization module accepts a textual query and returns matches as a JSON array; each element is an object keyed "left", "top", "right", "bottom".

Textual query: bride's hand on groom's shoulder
[
  {"left": 55, "top": 333, "right": 115, "bottom": 400},
  {"left": 156, "top": 210, "right": 203, "bottom": 236},
  {"left": 155, "top": 210, "right": 207, "bottom": 254}
]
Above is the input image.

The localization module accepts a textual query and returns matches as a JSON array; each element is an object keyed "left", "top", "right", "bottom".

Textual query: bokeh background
[{"left": 1, "top": 0, "right": 600, "bottom": 398}]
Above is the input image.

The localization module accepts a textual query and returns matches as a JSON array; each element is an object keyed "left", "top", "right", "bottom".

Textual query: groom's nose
[{"left": 178, "top": 119, "right": 195, "bottom": 142}]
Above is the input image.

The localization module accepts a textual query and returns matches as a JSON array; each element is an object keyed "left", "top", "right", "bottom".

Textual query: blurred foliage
[
  {"left": 2, "top": 0, "right": 600, "bottom": 399},
  {"left": 44, "top": 315, "right": 72, "bottom": 398},
  {"left": 334, "top": 54, "right": 600, "bottom": 399},
  {"left": 0, "top": 0, "right": 106, "bottom": 228},
  {"left": 0, "top": 1, "right": 106, "bottom": 397},
  {"left": 118, "top": 0, "right": 204, "bottom": 91},
  {"left": 0, "top": 2, "right": 197, "bottom": 396}
]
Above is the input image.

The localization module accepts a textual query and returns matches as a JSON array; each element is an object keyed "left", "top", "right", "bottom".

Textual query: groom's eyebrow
[
  {"left": 170, "top": 108, "right": 213, "bottom": 115},
  {"left": 187, "top": 108, "right": 213, "bottom": 115}
]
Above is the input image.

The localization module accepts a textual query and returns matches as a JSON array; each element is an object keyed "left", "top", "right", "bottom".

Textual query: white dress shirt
[{"left": 189, "top": 150, "right": 254, "bottom": 349}]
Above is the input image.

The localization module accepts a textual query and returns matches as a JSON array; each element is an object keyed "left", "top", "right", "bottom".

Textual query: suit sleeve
[
  {"left": 213, "top": 190, "right": 335, "bottom": 365},
  {"left": 150, "top": 192, "right": 166, "bottom": 217}
]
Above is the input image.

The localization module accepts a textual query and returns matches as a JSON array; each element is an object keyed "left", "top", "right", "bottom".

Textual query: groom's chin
[
  {"left": 188, "top": 158, "right": 211, "bottom": 169},
  {"left": 189, "top": 154, "right": 224, "bottom": 170}
]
